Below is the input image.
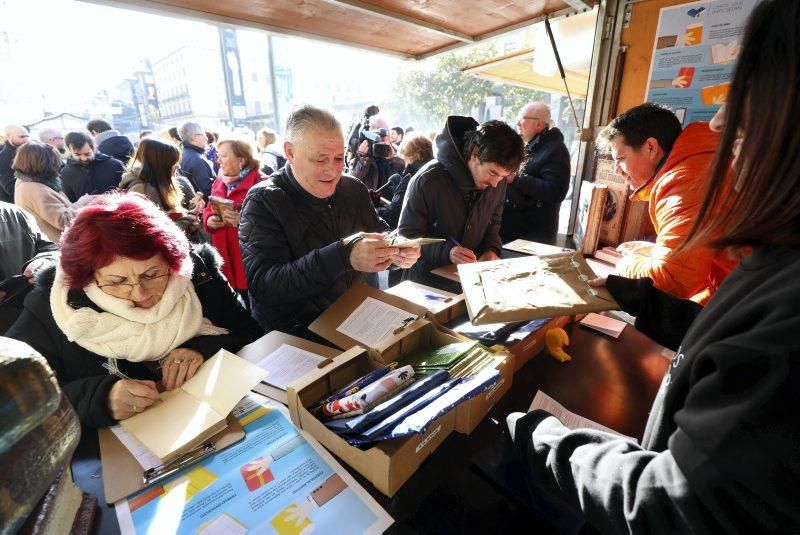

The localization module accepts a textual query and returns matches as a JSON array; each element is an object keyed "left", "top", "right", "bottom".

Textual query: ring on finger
[{"left": 132, "top": 404, "right": 138, "bottom": 412}]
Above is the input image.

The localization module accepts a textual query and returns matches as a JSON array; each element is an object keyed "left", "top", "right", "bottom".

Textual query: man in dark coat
[
  {"left": 501, "top": 102, "right": 571, "bottom": 241},
  {"left": 398, "top": 117, "right": 525, "bottom": 283},
  {"left": 0, "top": 125, "right": 30, "bottom": 202},
  {"left": 61, "top": 132, "right": 124, "bottom": 202},
  {"left": 178, "top": 121, "right": 215, "bottom": 199},
  {"left": 87, "top": 118, "right": 134, "bottom": 165},
  {"left": 240, "top": 105, "right": 421, "bottom": 335}
]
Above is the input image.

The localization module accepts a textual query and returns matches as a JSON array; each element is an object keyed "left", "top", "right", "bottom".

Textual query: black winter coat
[
  {"left": 180, "top": 144, "right": 215, "bottom": 199},
  {"left": 239, "top": 165, "right": 389, "bottom": 333},
  {"left": 0, "top": 141, "right": 18, "bottom": 203},
  {"left": 6, "top": 245, "right": 262, "bottom": 429},
  {"left": 501, "top": 127, "right": 571, "bottom": 240},
  {"left": 97, "top": 135, "right": 134, "bottom": 166},
  {"left": 377, "top": 160, "right": 425, "bottom": 229},
  {"left": 60, "top": 152, "right": 124, "bottom": 202},
  {"left": 398, "top": 116, "right": 505, "bottom": 281}
]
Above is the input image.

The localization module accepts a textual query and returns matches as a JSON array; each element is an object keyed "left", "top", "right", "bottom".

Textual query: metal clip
[{"left": 142, "top": 442, "right": 216, "bottom": 486}]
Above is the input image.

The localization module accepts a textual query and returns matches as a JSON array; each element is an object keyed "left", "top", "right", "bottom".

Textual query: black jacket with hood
[
  {"left": 6, "top": 245, "right": 261, "bottom": 429},
  {"left": 398, "top": 116, "right": 505, "bottom": 281},
  {"left": 60, "top": 152, "right": 125, "bottom": 202}
]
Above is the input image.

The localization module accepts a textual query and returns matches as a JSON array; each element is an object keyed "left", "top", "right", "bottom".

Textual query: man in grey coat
[{"left": 398, "top": 117, "right": 525, "bottom": 282}]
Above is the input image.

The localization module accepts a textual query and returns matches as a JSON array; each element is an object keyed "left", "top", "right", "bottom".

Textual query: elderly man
[
  {"left": 178, "top": 121, "right": 215, "bottom": 199},
  {"left": 61, "top": 131, "right": 124, "bottom": 202},
  {"left": 86, "top": 118, "right": 134, "bottom": 165},
  {"left": 38, "top": 128, "right": 66, "bottom": 156},
  {"left": 597, "top": 103, "right": 737, "bottom": 303},
  {"left": 500, "top": 102, "right": 571, "bottom": 241},
  {"left": 240, "top": 105, "right": 421, "bottom": 335},
  {"left": 398, "top": 116, "right": 525, "bottom": 282},
  {"left": 0, "top": 125, "right": 30, "bottom": 203}
]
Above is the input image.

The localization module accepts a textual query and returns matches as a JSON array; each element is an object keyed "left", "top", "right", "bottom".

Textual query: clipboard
[
  {"left": 430, "top": 263, "right": 460, "bottom": 282},
  {"left": 99, "top": 413, "right": 245, "bottom": 504}
]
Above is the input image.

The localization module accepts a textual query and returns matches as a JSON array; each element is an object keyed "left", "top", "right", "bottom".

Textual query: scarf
[
  {"left": 219, "top": 166, "right": 251, "bottom": 193},
  {"left": 50, "top": 256, "right": 228, "bottom": 362},
  {"left": 15, "top": 171, "right": 63, "bottom": 193}
]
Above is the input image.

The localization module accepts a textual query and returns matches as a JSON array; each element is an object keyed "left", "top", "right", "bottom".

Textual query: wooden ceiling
[{"left": 93, "top": 0, "right": 596, "bottom": 59}]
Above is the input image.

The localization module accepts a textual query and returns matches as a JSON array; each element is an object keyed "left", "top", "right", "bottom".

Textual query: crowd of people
[{"left": 1, "top": 0, "right": 798, "bottom": 530}]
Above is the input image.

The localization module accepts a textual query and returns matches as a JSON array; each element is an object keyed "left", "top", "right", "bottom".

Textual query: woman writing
[
  {"left": 508, "top": 1, "right": 800, "bottom": 531},
  {"left": 7, "top": 192, "right": 261, "bottom": 428},
  {"left": 203, "top": 139, "right": 266, "bottom": 304}
]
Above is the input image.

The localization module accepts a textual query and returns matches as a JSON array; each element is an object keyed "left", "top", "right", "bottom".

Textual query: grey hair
[
  {"left": 178, "top": 121, "right": 204, "bottom": 144},
  {"left": 285, "top": 104, "right": 341, "bottom": 145}
]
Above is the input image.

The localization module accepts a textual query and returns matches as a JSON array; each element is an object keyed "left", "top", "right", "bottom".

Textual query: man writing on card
[
  {"left": 240, "top": 105, "right": 421, "bottom": 336},
  {"left": 398, "top": 117, "right": 525, "bottom": 282}
]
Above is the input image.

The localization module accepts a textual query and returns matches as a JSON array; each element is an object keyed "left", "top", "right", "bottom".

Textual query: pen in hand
[
  {"left": 448, "top": 236, "right": 463, "bottom": 248},
  {"left": 102, "top": 362, "right": 161, "bottom": 399}
]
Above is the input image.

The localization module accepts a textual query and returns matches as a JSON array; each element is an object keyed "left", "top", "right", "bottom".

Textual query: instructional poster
[
  {"left": 645, "top": 0, "right": 759, "bottom": 124},
  {"left": 115, "top": 393, "right": 392, "bottom": 534}
]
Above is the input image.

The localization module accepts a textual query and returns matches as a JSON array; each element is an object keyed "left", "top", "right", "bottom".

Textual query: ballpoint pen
[
  {"left": 102, "top": 362, "right": 134, "bottom": 381},
  {"left": 448, "top": 236, "right": 463, "bottom": 248}
]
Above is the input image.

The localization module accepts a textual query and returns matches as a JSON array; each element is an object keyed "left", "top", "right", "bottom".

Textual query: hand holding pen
[
  {"left": 448, "top": 236, "right": 477, "bottom": 264},
  {"left": 103, "top": 362, "right": 160, "bottom": 421}
]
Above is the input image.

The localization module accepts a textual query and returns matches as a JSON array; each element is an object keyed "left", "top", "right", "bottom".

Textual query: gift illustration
[
  {"left": 270, "top": 502, "right": 314, "bottom": 535},
  {"left": 240, "top": 456, "right": 275, "bottom": 492}
]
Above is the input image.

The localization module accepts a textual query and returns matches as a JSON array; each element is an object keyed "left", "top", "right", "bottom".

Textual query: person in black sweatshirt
[{"left": 507, "top": 1, "right": 800, "bottom": 531}]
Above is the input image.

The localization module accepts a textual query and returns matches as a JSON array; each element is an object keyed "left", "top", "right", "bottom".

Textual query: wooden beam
[
  {"left": 319, "top": 0, "right": 475, "bottom": 43},
  {"left": 415, "top": 5, "right": 594, "bottom": 60},
  {"left": 79, "top": 0, "right": 417, "bottom": 59}
]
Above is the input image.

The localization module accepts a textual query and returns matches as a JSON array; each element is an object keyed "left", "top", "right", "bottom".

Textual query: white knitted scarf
[{"left": 50, "top": 256, "right": 227, "bottom": 362}]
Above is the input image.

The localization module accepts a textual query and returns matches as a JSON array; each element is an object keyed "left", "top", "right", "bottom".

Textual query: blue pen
[{"left": 448, "top": 236, "right": 462, "bottom": 248}]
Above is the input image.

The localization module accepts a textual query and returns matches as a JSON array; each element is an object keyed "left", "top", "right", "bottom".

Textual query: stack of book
[{"left": 406, "top": 341, "right": 502, "bottom": 379}]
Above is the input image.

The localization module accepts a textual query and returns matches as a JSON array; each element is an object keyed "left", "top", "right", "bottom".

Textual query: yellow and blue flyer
[{"left": 114, "top": 393, "right": 392, "bottom": 534}]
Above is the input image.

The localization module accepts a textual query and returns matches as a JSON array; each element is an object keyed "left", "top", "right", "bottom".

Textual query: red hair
[{"left": 60, "top": 192, "right": 190, "bottom": 289}]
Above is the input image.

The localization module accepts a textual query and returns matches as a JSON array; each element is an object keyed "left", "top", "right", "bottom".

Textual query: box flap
[
  {"left": 384, "top": 280, "right": 465, "bottom": 317},
  {"left": 308, "top": 283, "right": 429, "bottom": 351},
  {"left": 286, "top": 346, "right": 367, "bottom": 425}
]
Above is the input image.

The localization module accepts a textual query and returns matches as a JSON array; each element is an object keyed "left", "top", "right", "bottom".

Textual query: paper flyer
[
  {"left": 645, "top": 0, "right": 759, "bottom": 124},
  {"left": 114, "top": 393, "right": 392, "bottom": 534}
]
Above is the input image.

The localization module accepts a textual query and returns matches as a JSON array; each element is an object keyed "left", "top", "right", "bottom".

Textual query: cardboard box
[
  {"left": 454, "top": 349, "right": 514, "bottom": 434},
  {"left": 286, "top": 347, "right": 454, "bottom": 497},
  {"left": 384, "top": 280, "right": 467, "bottom": 325},
  {"left": 309, "top": 284, "right": 512, "bottom": 434},
  {"left": 237, "top": 331, "right": 342, "bottom": 405}
]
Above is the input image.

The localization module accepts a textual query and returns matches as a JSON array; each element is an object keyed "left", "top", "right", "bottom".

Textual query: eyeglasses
[
  {"left": 519, "top": 116, "right": 543, "bottom": 122},
  {"left": 97, "top": 270, "right": 171, "bottom": 297}
]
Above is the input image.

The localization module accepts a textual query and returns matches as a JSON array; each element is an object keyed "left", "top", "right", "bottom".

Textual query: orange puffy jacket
[{"left": 616, "top": 122, "right": 738, "bottom": 304}]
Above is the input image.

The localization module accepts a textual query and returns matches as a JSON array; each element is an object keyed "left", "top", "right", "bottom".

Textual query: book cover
[
  {"left": 208, "top": 195, "right": 235, "bottom": 222},
  {"left": 594, "top": 157, "right": 628, "bottom": 247},
  {"left": 573, "top": 181, "right": 607, "bottom": 256}
]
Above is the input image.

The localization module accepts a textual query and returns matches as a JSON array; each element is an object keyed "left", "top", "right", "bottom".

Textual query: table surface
[
  {"left": 71, "top": 232, "right": 668, "bottom": 534},
  {"left": 71, "top": 321, "right": 670, "bottom": 534}
]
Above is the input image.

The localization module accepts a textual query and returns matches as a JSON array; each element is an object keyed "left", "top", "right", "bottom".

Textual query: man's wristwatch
[{"left": 339, "top": 234, "right": 365, "bottom": 268}]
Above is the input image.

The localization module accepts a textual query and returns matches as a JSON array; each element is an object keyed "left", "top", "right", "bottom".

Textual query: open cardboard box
[
  {"left": 308, "top": 283, "right": 512, "bottom": 434},
  {"left": 237, "top": 330, "right": 342, "bottom": 404},
  {"left": 384, "top": 280, "right": 467, "bottom": 325},
  {"left": 286, "top": 347, "right": 454, "bottom": 497}
]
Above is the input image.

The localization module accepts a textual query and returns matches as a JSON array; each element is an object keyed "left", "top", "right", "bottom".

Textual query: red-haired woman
[
  {"left": 7, "top": 192, "right": 261, "bottom": 428},
  {"left": 202, "top": 139, "right": 266, "bottom": 303}
]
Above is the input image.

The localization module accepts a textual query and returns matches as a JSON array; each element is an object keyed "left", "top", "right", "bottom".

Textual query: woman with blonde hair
[
  {"left": 377, "top": 134, "right": 434, "bottom": 229},
  {"left": 202, "top": 138, "right": 266, "bottom": 303}
]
